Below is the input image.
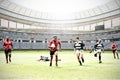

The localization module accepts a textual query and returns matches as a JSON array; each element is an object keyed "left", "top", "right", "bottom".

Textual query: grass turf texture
[{"left": 0, "top": 50, "right": 120, "bottom": 80}]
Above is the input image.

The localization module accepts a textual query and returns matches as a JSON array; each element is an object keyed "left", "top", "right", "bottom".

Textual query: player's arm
[
  {"left": 82, "top": 43, "right": 86, "bottom": 50},
  {"left": 11, "top": 42, "right": 13, "bottom": 50},
  {"left": 94, "top": 44, "right": 97, "bottom": 51},
  {"left": 81, "top": 43, "right": 84, "bottom": 49},
  {"left": 110, "top": 44, "right": 113, "bottom": 50},
  {"left": 73, "top": 43, "right": 76, "bottom": 54},
  {"left": 3, "top": 42, "right": 6, "bottom": 50},
  {"left": 74, "top": 48, "right": 76, "bottom": 54},
  {"left": 116, "top": 44, "right": 118, "bottom": 49},
  {"left": 48, "top": 41, "right": 52, "bottom": 48},
  {"left": 59, "top": 42, "right": 61, "bottom": 51}
]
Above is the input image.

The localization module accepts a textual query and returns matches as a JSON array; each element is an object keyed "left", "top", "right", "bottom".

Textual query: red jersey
[
  {"left": 3, "top": 40, "right": 13, "bottom": 50},
  {"left": 111, "top": 43, "right": 117, "bottom": 50},
  {"left": 49, "top": 39, "right": 61, "bottom": 51}
]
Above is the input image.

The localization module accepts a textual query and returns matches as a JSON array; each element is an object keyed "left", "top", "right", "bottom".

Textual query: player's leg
[
  {"left": 4, "top": 50, "right": 8, "bottom": 63},
  {"left": 81, "top": 53, "right": 84, "bottom": 63},
  {"left": 79, "top": 54, "right": 82, "bottom": 66},
  {"left": 89, "top": 50, "right": 92, "bottom": 53},
  {"left": 8, "top": 49, "right": 11, "bottom": 62},
  {"left": 8, "top": 53, "right": 11, "bottom": 62},
  {"left": 50, "top": 55, "right": 53, "bottom": 66},
  {"left": 94, "top": 50, "right": 97, "bottom": 57},
  {"left": 98, "top": 52, "right": 102, "bottom": 63},
  {"left": 50, "top": 51, "right": 54, "bottom": 66},
  {"left": 55, "top": 51, "right": 58, "bottom": 66},
  {"left": 76, "top": 52, "right": 82, "bottom": 66},
  {"left": 115, "top": 50, "right": 119, "bottom": 59},
  {"left": 113, "top": 50, "right": 116, "bottom": 59}
]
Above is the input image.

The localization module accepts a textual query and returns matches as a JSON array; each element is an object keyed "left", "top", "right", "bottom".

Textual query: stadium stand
[
  {"left": 0, "top": 0, "right": 120, "bottom": 50},
  {"left": 0, "top": 29, "right": 120, "bottom": 50}
]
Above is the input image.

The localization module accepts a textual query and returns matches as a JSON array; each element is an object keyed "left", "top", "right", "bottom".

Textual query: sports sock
[
  {"left": 81, "top": 57, "right": 84, "bottom": 63},
  {"left": 99, "top": 55, "right": 102, "bottom": 63},
  {"left": 79, "top": 61, "right": 82, "bottom": 66},
  {"left": 50, "top": 55, "right": 53, "bottom": 66},
  {"left": 113, "top": 53, "right": 116, "bottom": 59},
  {"left": 55, "top": 55, "right": 58, "bottom": 66},
  {"left": 116, "top": 53, "right": 119, "bottom": 59},
  {"left": 50, "top": 63, "right": 52, "bottom": 66},
  {"left": 5, "top": 54, "right": 8, "bottom": 63},
  {"left": 9, "top": 54, "right": 11, "bottom": 62},
  {"left": 6, "top": 58, "right": 8, "bottom": 63},
  {"left": 94, "top": 53, "right": 97, "bottom": 57}
]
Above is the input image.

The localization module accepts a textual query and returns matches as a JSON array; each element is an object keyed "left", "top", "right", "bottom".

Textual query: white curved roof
[
  {"left": 0, "top": 0, "right": 120, "bottom": 20},
  {"left": 9, "top": 0, "right": 111, "bottom": 13}
]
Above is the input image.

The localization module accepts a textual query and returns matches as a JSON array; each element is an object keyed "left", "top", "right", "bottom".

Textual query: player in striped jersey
[
  {"left": 94, "top": 39, "right": 104, "bottom": 63},
  {"left": 74, "top": 37, "right": 85, "bottom": 66}
]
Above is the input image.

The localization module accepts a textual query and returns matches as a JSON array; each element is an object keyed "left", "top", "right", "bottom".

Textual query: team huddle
[{"left": 2, "top": 36, "right": 119, "bottom": 66}]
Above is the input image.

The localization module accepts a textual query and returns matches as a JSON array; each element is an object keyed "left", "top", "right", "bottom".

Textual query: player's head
[
  {"left": 6, "top": 37, "right": 10, "bottom": 41},
  {"left": 98, "top": 39, "right": 102, "bottom": 44},
  {"left": 53, "top": 36, "right": 57, "bottom": 40},
  {"left": 76, "top": 37, "right": 79, "bottom": 42},
  {"left": 40, "top": 56, "right": 43, "bottom": 59}
]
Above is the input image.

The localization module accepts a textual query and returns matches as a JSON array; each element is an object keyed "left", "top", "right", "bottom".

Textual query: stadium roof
[
  {"left": 9, "top": 0, "right": 111, "bottom": 13},
  {"left": 0, "top": 0, "right": 120, "bottom": 23}
]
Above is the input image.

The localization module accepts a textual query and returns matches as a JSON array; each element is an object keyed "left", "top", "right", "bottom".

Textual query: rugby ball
[{"left": 50, "top": 43, "right": 55, "bottom": 48}]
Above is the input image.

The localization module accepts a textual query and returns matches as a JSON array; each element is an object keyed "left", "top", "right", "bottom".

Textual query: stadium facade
[{"left": 0, "top": 0, "right": 120, "bottom": 50}]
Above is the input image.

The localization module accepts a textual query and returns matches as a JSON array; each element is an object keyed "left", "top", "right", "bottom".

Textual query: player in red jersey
[
  {"left": 111, "top": 42, "right": 119, "bottom": 59},
  {"left": 3, "top": 38, "right": 13, "bottom": 63},
  {"left": 48, "top": 36, "right": 61, "bottom": 66}
]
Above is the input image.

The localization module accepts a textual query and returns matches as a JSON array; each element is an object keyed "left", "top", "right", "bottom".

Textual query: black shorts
[
  {"left": 50, "top": 50, "right": 57, "bottom": 55},
  {"left": 4, "top": 49, "right": 11, "bottom": 55},
  {"left": 112, "top": 49, "right": 117, "bottom": 53}
]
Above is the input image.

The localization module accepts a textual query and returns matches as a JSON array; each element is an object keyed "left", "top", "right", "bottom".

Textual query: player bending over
[
  {"left": 48, "top": 36, "right": 61, "bottom": 66},
  {"left": 94, "top": 39, "right": 104, "bottom": 63},
  {"left": 38, "top": 56, "right": 61, "bottom": 62},
  {"left": 111, "top": 41, "right": 119, "bottom": 59},
  {"left": 74, "top": 37, "right": 85, "bottom": 66},
  {"left": 3, "top": 38, "right": 13, "bottom": 63},
  {"left": 38, "top": 56, "right": 50, "bottom": 61}
]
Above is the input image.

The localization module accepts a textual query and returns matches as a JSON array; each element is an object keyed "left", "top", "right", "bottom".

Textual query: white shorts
[
  {"left": 76, "top": 50, "right": 83, "bottom": 54},
  {"left": 94, "top": 49, "right": 101, "bottom": 54}
]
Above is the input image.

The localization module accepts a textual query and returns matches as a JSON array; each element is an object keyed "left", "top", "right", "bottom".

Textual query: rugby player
[
  {"left": 111, "top": 41, "right": 119, "bottom": 59},
  {"left": 3, "top": 38, "right": 13, "bottom": 63},
  {"left": 74, "top": 37, "right": 85, "bottom": 66},
  {"left": 94, "top": 39, "right": 104, "bottom": 63},
  {"left": 48, "top": 36, "right": 61, "bottom": 66}
]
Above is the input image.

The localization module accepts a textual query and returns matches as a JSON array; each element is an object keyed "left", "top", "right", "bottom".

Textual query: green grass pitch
[{"left": 0, "top": 50, "right": 120, "bottom": 80}]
